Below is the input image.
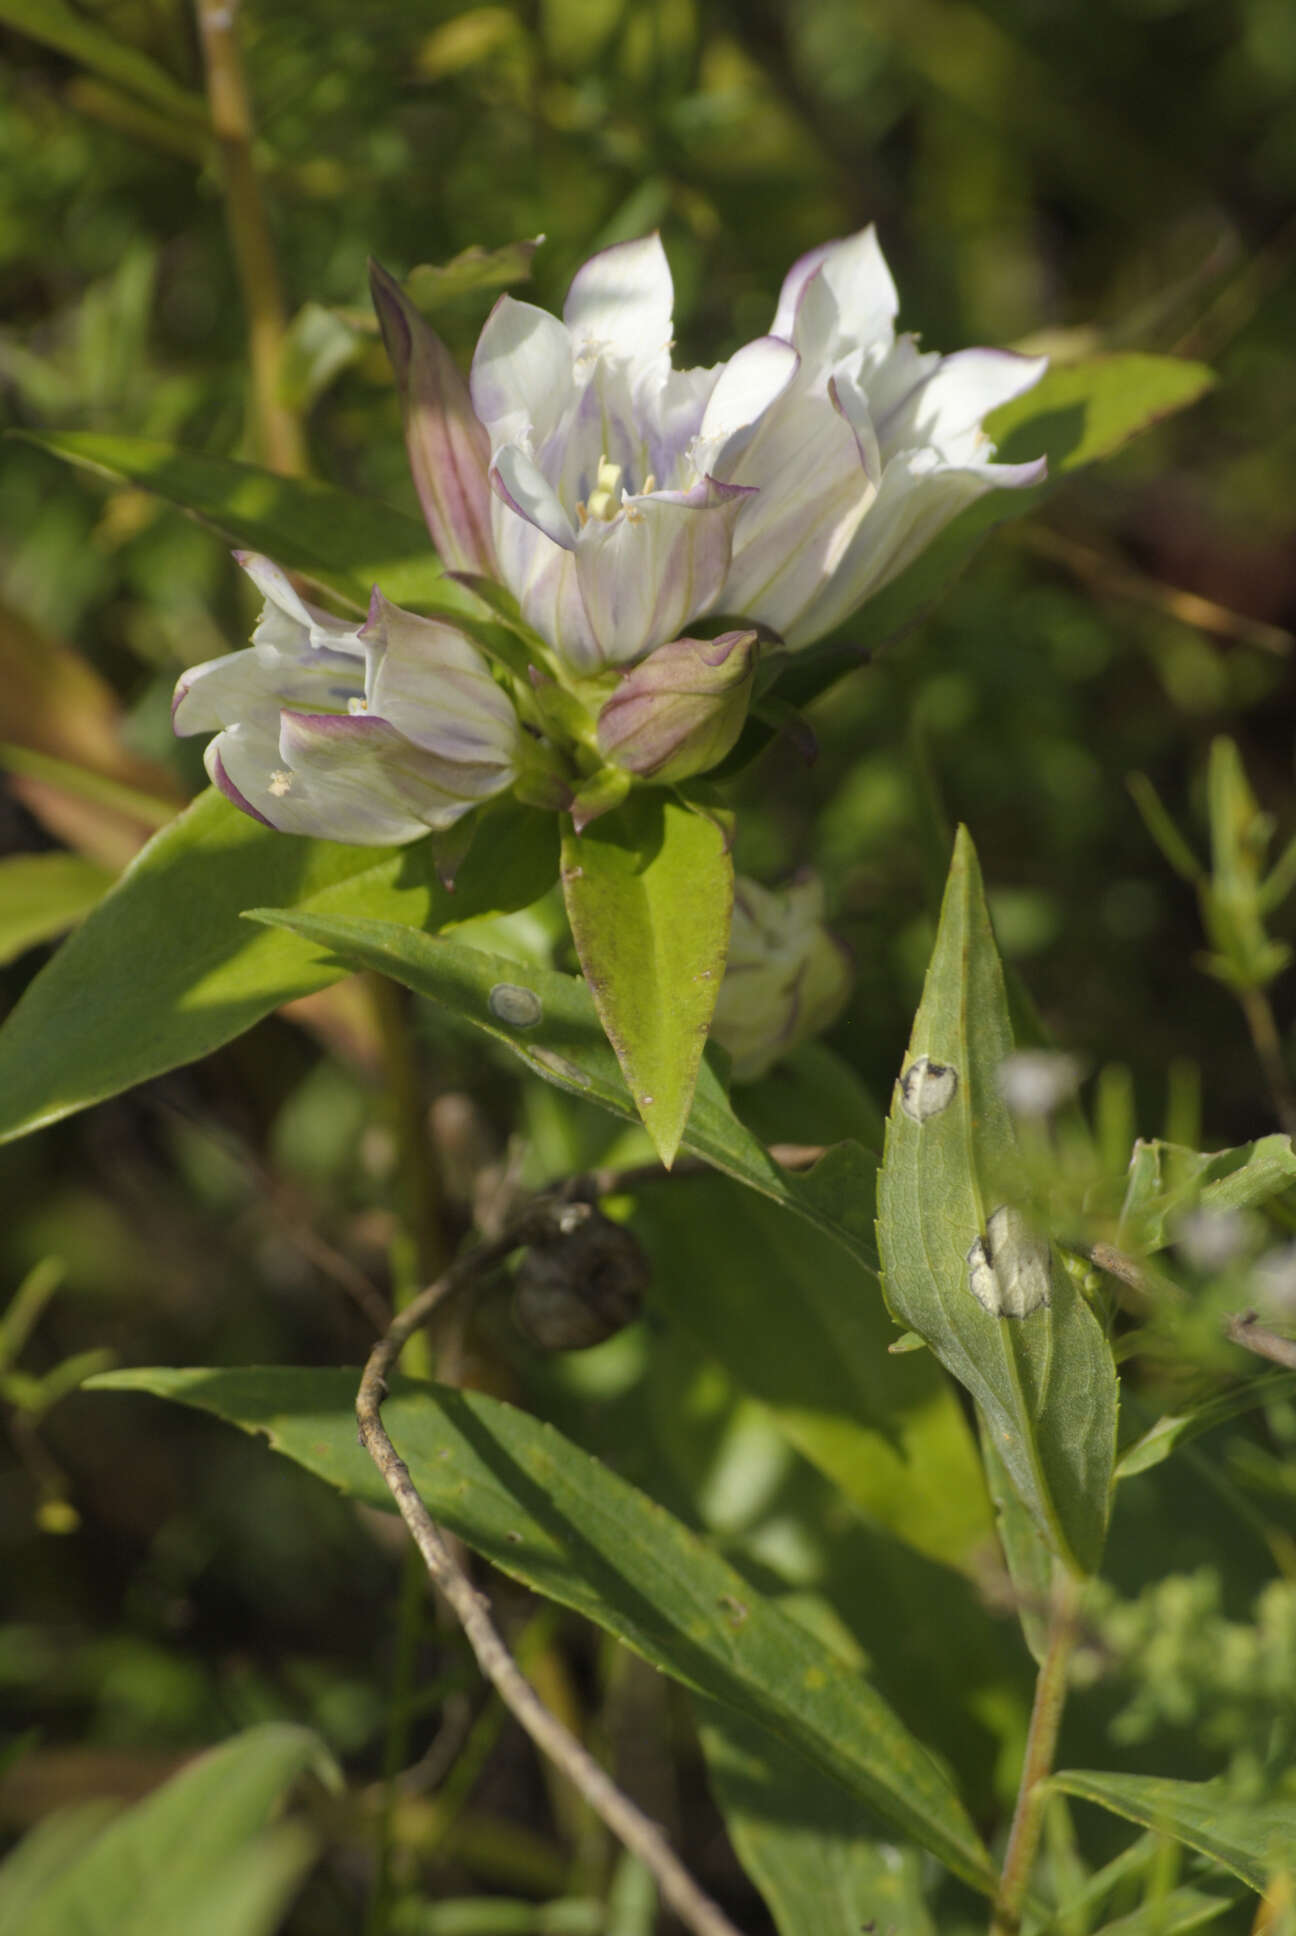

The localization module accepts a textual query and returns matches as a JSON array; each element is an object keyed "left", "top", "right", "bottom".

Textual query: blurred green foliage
[{"left": 3, "top": 0, "right": 1296, "bottom": 1930}]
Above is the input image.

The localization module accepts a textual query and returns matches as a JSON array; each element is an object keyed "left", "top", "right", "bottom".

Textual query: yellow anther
[{"left": 585, "top": 453, "right": 624, "bottom": 521}]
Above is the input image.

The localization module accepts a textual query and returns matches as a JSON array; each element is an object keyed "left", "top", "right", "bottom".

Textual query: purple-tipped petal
[
  {"left": 370, "top": 258, "right": 497, "bottom": 575},
  {"left": 574, "top": 478, "right": 752, "bottom": 668},
  {"left": 206, "top": 739, "right": 275, "bottom": 828},
  {"left": 363, "top": 590, "right": 522, "bottom": 765},
  {"left": 490, "top": 442, "right": 576, "bottom": 551}
]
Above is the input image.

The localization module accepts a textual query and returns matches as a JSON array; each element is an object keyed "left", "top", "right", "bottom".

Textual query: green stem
[
  {"left": 193, "top": 0, "right": 306, "bottom": 477},
  {"left": 989, "top": 1567, "right": 1082, "bottom": 1936},
  {"left": 1237, "top": 982, "right": 1296, "bottom": 1143}
]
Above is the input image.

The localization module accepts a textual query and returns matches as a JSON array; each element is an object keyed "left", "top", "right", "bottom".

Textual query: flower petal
[
  {"left": 493, "top": 508, "right": 602, "bottom": 673},
  {"left": 701, "top": 366, "right": 876, "bottom": 636},
  {"left": 697, "top": 335, "right": 800, "bottom": 450},
  {"left": 789, "top": 226, "right": 899, "bottom": 365},
  {"left": 574, "top": 477, "right": 750, "bottom": 668},
  {"left": 279, "top": 711, "right": 510, "bottom": 821},
  {"left": 236, "top": 552, "right": 366, "bottom": 657},
  {"left": 779, "top": 443, "right": 1041, "bottom": 648},
  {"left": 173, "top": 636, "right": 365, "bottom": 737},
  {"left": 490, "top": 441, "right": 577, "bottom": 550},
  {"left": 363, "top": 592, "right": 521, "bottom": 766},
  {"left": 877, "top": 345, "right": 1048, "bottom": 455},
  {"left": 470, "top": 295, "right": 575, "bottom": 445},
  {"left": 562, "top": 233, "right": 674, "bottom": 380},
  {"left": 370, "top": 258, "right": 496, "bottom": 575}
]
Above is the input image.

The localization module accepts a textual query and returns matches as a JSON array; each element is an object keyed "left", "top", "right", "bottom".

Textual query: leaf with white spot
[{"left": 877, "top": 829, "right": 1118, "bottom": 1576}]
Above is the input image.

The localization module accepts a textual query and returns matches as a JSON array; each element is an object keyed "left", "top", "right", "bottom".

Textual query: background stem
[{"left": 193, "top": 0, "right": 306, "bottom": 476}]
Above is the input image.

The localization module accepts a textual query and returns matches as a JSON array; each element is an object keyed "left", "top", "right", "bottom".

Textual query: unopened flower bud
[
  {"left": 595, "top": 630, "right": 758, "bottom": 784},
  {"left": 711, "top": 874, "right": 851, "bottom": 1081}
]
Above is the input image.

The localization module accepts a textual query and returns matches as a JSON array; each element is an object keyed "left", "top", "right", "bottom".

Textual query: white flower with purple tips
[{"left": 172, "top": 554, "right": 523, "bottom": 844}]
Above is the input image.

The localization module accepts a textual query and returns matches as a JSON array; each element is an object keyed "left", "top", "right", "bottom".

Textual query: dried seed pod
[{"left": 512, "top": 1202, "right": 649, "bottom": 1351}]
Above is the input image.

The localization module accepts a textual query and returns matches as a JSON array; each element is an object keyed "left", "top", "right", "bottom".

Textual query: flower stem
[
  {"left": 989, "top": 1566, "right": 1083, "bottom": 1936},
  {"left": 193, "top": 0, "right": 306, "bottom": 477},
  {"left": 1237, "top": 982, "right": 1296, "bottom": 1142}
]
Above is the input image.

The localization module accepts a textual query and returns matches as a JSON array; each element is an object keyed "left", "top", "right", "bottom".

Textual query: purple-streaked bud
[
  {"left": 369, "top": 258, "right": 497, "bottom": 576},
  {"left": 595, "top": 630, "right": 758, "bottom": 785}
]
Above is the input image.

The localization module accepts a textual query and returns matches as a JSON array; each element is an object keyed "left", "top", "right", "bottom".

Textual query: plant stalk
[
  {"left": 989, "top": 1566, "right": 1083, "bottom": 1936},
  {"left": 194, "top": 0, "right": 306, "bottom": 476}
]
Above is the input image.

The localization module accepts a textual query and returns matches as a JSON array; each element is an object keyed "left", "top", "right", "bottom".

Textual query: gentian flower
[
  {"left": 468, "top": 235, "right": 753, "bottom": 673},
  {"left": 710, "top": 874, "right": 852, "bottom": 1081},
  {"left": 173, "top": 554, "right": 523, "bottom": 843},
  {"left": 465, "top": 227, "right": 1045, "bottom": 672},
  {"left": 692, "top": 226, "right": 1049, "bottom": 648}
]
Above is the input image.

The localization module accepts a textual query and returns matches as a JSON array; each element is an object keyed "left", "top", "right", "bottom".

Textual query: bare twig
[
  {"left": 1225, "top": 1311, "right": 1296, "bottom": 1371},
  {"left": 356, "top": 1226, "right": 747, "bottom": 1936},
  {"left": 1014, "top": 525, "right": 1292, "bottom": 657}
]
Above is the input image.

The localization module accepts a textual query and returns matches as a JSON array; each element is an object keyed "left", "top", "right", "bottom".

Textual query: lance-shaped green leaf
[
  {"left": 9, "top": 1722, "right": 337, "bottom": 1936},
  {"left": 696, "top": 1701, "right": 937, "bottom": 1936},
  {"left": 87, "top": 1366, "right": 996, "bottom": 1893},
  {"left": 243, "top": 907, "right": 878, "bottom": 1270},
  {"left": 561, "top": 794, "right": 732, "bottom": 1166},
  {"left": 876, "top": 828, "right": 1118, "bottom": 1575},
  {"left": 1050, "top": 1771, "right": 1296, "bottom": 1894},
  {"left": 0, "top": 791, "right": 558, "bottom": 1143},
  {"left": 15, "top": 431, "right": 457, "bottom": 616},
  {"left": 1116, "top": 1370, "right": 1294, "bottom": 1480}
]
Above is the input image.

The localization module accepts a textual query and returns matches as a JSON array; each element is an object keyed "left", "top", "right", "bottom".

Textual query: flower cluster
[{"left": 176, "top": 226, "right": 1045, "bottom": 844}]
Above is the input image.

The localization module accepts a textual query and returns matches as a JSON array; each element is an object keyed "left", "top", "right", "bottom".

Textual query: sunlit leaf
[
  {"left": 405, "top": 237, "right": 544, "bottom": 311},
  {"left": 1051, "top": 1770, "right": 1296, "bottom": 1893},
  {"left": 561, "top": 795, "right": 731, "bottom": 1165},
  {"left": 876, "top": 827, "right": 1119, "bottom": 1574},
  {"left": 10, "top": 1723, "right": 336, "bottom": 1936},
  {"left": 0, "top": 792, "right": 558, "bottom": 1143}
]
